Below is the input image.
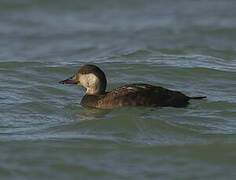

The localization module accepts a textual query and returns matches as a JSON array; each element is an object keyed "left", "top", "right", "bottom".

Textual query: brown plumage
[{"left": 59, "top": 64, "right": 206, "bottom": 109}]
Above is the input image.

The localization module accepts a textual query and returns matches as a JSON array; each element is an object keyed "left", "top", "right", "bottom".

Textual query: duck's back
[{"left": 81, "top": 83, "right": 190, "bottom": 109}]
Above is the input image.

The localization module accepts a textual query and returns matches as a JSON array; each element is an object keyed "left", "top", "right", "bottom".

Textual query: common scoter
[{"left": 59, "top": 64, "right": 206, "bottom": 109}]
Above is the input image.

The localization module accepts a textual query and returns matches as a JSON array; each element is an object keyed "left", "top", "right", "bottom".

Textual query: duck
[{"left": 59, "top": 64, "right": 206, "bottom": 109}]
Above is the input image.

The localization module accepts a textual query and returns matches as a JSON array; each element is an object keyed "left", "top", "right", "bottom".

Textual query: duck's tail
[{"left": 189, "top": 96, "right": 207, "bottom": 100}]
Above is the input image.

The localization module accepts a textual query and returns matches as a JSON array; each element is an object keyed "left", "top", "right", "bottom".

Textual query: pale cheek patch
[
  {"left": 80, "top": 74, "right": 98, "bottom": 86},
  {"left": 79, "top": 73, "right": 101, "bottom": 94}
]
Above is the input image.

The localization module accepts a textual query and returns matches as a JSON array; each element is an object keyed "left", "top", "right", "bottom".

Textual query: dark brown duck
[{"left": 59, "top": 64, "right": 206, "bottom": 109}]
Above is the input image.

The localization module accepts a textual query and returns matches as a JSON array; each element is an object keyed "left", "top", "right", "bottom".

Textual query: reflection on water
[{"left": 74, "top": 106, "right": 111, "bottom": 121}]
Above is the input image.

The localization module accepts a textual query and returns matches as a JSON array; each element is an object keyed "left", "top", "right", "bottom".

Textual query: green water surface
[{"left": 0, "top": 0, "right": 236, "bottom": 179}]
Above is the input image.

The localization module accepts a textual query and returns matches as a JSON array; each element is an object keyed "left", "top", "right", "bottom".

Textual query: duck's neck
[
  {"left": 81, "top": 94, "right": 100, "bottom": 108},
  {"left": 85, "top": 87, "right": 106, "bottom": 95}
]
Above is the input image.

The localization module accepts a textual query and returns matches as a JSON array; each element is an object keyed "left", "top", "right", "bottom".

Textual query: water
[{"left": 1, "top": 0, "right": 236, "bottom": 179}]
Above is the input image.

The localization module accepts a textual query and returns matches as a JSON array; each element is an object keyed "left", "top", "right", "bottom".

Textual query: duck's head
[{"left": 59, "top": 64, "right": 107, "bottom": 95}]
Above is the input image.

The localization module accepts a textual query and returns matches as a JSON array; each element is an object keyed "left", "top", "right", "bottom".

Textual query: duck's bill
[{"left": 59, "top": 77, "right": 77, "bottom": 84}]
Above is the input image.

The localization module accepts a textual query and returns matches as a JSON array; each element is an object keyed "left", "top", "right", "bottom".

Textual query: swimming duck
[{"left": 59, "top": 64, "right": 206, "bottom": 109}]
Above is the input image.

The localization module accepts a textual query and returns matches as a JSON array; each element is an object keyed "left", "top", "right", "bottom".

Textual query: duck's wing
[{"left": 98, "top": 83, "right": 190, "bottom": 109}]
